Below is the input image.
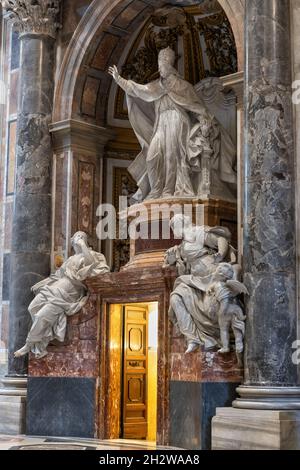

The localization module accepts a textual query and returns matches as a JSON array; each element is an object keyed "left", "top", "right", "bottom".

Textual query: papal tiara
[{"left": 158, "top": 47, "right": 176, "bottom": 64}]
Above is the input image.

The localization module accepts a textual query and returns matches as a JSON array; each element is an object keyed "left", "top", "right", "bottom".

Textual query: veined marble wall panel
[
  {"left": 52, "top": 149, "right": 101, "bottom": 268},
  {"left": 52, "top": 151, "right": 71, "bottom": 266},
  {"left": 292, "top": 0, "right": 300, "bottom": 369},
  {"left": 0, "top": 19, "right": 20, "bottom": 377},
  {"left": 170, "top": 325, "right": 242, "bottom": 383},
  {"left": 71, "top": 152, "right": 100, "bottom": 251},
  {"left": 28, "top": 295, "right": 100, "bottom": 378},
  {"left": 77, "top": 161, "right": 95, "bottom": 236}
]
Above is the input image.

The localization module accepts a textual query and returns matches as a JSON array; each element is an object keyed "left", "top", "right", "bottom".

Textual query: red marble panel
[
  {"left": 170, "top": 329, "right": 243, "bottom": 383},
  {"left": 135, "top": 221, "right": 179, "bottom": 255},
  {"left": 70, "top": 152, "right": 100, "bottom": 251},
  {"left": 77, "top": 161, "right": 95, "bottom": 238},
  {"left": 54, "top": 152, "right": 69, "bottom": 251},
  {"left": 4, "top": 201, "right": 13, "bottom": 251}
]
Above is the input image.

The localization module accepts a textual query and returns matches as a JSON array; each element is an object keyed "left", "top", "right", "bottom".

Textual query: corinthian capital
[{"left": 1, "top": 0, "right": 61, "bottom": 38}]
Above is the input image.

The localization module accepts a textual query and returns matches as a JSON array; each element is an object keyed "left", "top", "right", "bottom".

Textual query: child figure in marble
[
  {"left": 165, "top": 214, "right": 239, "bottom": 354},
  {"left": 208, "top": 263, "right": 248, "bottom": 354}
]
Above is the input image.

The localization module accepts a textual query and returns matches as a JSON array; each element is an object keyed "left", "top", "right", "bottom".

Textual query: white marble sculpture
[
  {"left": 109, "top": 47, "right": 236, "bottom": 202},
  {"left": 208, "top": 263, "right": 248, "bottom": 354},
  {"left": 165, "top": 214, "right": 246, "bottom": 354},
  {"left": 14, "top": 232, "right": 110, "bottom": 359}
]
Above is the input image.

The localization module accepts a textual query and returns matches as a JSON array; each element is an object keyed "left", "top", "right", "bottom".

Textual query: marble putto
[{"left": 165, "top": 215, "right": 246, "bottom": 355}]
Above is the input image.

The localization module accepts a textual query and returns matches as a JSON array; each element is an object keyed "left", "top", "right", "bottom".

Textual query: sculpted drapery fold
[{"left": 111, "top": 47, "right": 237, "bottom": 202}]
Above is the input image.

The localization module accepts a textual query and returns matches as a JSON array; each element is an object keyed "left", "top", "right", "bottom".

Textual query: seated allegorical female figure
[
  {"left": 165, "top": 214, "right": 239, "bottom": 353},
  {"left": 14, "top": 232, "right": 110, "bottom": 359}
]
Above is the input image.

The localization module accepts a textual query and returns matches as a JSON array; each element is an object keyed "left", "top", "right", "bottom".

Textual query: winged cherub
[{"left": 208, "top": 263, "right": 248, "bottom": 355}]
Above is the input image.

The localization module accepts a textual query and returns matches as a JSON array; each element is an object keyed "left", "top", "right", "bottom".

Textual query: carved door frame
[{"left": 96, "top": 289, "right": 170, "bottom": 445}]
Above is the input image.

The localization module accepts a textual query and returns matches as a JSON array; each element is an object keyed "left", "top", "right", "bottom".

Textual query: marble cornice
[
  {"left": 49, "top": 119, "right": 116, "bottom": 155},
  {"left": 1, "top": 0, "right": 61, "bottom": 39}
]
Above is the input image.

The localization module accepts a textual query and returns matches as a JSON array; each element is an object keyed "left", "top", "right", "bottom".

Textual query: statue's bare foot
[
  {"left": 14, "top": 345, "right": 31, "bottom": 357},
  {"left": 185, "top": 342, "right": 199, "bottom": 354},
  {"left": 218, "top": 347, "right": 230, "bottom": 354}
]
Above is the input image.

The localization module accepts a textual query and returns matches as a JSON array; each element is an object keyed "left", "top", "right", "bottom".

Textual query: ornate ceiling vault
[
  {"left": 113, "top": 3, "right": 237, "bottom": 121},
  {"left": 65, "top": 0, "right": 238, "bottom": 127}
]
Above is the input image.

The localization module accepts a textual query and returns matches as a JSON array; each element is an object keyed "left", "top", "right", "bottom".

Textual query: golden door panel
[{"left": 123, "top": 305, "right": 148, "bottom": 439}]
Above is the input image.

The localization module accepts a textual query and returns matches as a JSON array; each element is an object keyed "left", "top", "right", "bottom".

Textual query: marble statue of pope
[{"left": 109, "top": 47, "right": 236, "bottom": 202}]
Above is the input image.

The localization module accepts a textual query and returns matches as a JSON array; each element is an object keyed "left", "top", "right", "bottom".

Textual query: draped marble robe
[
  {"left": 23, "top": 250, "right": 110, "bottom": 358},
  {"left": 116, "top": 71, "right": 237, "bottom": 201},
  {"left": 168, "top": 225, "right": 237, "bottom": 350}
]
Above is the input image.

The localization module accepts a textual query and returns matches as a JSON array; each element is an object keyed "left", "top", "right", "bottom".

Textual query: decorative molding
[
  {"left": 220, "top": 70, "right": 244, "bottom": 104},
  {"left": 49, "top": 119, "right": 115, "bottom": 155},
  {"left": 77, "top": 161, "right": 95, "bottom": 238},
  {"left": 1, "top": 0, "right": 61, "bottom": 38}
]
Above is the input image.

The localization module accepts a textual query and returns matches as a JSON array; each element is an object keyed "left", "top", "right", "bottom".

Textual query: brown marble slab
[{"left": 170, "top": 328, "right": 242, "bottom": 383}]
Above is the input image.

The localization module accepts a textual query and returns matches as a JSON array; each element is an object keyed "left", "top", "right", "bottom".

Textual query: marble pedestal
[
  {"left": 212, "top": 408, "right": 300, "bottom": 450},
  {"left": 27, "top": 266, "right": 242, "bottom": 448},
  {"left": 0, "top": 378, "right": 27, "bottom": 434},
  {"left": 122, "top": 197, "right": 237, "bottom": 270},
  {"left": 169, "top": 332, "right": 242, "bottom": 450}
]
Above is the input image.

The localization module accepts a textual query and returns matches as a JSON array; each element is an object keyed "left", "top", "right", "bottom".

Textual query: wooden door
[{"left": 122, "top": 305, "right": 148, "bottom": 439}]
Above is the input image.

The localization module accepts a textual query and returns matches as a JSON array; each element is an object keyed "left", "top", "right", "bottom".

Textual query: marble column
[
  {"left": 212, "top": 0, "right": 300, "bottom": 449},
  {"left": 238, "top": 0, "right": 298, "bottom": 400},
  {"left": 0, "top": 0, "right": 61, "bottom": 434}
]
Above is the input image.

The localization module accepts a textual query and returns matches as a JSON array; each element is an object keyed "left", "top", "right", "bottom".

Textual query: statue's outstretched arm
[{"left": 108, "top": 65, "right": 157, "bottom": 102}]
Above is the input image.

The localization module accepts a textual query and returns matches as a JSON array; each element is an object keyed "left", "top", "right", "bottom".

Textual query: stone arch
[
  {"left": 53, "top": 0, "right": 244, "bottom": 124},
  {"left": 218, "top": 0, "right": 244, "bottom": 70}
]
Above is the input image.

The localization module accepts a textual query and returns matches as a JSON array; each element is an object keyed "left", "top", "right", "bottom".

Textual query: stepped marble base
[
  {"left": 233, "top": 385, "right": 300, "bottom": 409},
  {"left": 212, "top": 407, "right": 300, "bottom": 450},
  {"left": 0, "top": 377, "right": 27, "bottom": 434}
]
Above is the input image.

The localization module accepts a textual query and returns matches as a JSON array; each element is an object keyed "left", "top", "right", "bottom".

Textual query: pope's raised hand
[{"left": 108, "top": 65, "right": 119, "bottom": 82}]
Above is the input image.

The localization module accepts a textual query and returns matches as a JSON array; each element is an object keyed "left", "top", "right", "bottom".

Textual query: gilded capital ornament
[{"left": 1, "top": 0, "right": 61, "bottom": 38}]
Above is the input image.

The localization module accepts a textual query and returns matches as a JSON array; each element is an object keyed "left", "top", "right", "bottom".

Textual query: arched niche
[
  {"left": 50, "top": 0, "right": 244, "bottom": 265},
  {"left": 53, "top": 0, "right": 244, "bottom": 124}
]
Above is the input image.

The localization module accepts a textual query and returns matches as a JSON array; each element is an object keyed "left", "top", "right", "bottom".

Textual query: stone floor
[{"left": 0, "top": 434, "right": 177, "bottom": 450}]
